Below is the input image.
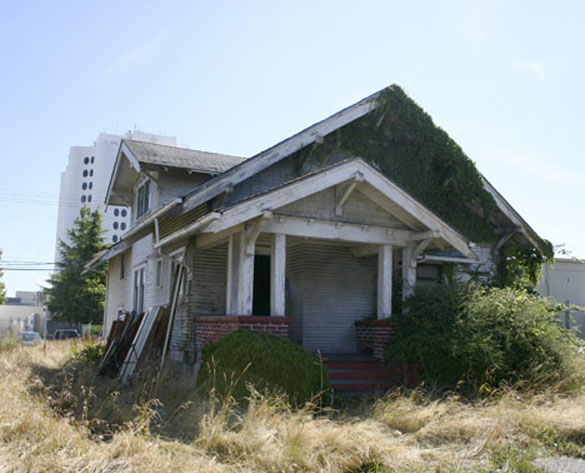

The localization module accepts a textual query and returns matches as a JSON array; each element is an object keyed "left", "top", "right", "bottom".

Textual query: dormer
[{"left": 106, "top": 139, "right": 245, "bottom": 227}]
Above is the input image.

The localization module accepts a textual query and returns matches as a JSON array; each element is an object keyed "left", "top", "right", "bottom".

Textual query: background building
[
  {"left": 538, "top": 258, "right": 585, "bottom": 337},
  {"left": 54, "top": 131, "right": 176, "bottom": 259}
]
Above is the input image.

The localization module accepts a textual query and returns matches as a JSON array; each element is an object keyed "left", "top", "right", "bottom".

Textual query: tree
[
  {"left": 0, "top": 250, "right": 6, "bottom": 304},
  {"left": 46, "top": 207, "right": 108, "bottom": 324}
]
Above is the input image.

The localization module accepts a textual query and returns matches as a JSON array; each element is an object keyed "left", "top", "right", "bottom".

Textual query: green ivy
[{"left": 294, "top": 85, "right": 553, "bottom": 283}]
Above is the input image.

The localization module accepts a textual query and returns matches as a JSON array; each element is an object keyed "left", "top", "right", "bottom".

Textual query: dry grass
[{"left": 1, "top": 341, "right": 585, "bottom": 472}]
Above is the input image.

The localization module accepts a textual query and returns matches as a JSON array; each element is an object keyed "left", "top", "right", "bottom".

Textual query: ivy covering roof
[{"left": 294, "top": 85, "right": 551, "bottom": 257}]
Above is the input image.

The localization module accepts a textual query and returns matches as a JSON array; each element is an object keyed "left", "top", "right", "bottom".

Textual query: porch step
[{"left": 324, "top": 356, "right": 398, "bottom": 394}]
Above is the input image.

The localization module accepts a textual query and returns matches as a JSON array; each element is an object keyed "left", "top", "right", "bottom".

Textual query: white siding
[{"left": 103, "top": 253, "right": 131, "bottom": 338}]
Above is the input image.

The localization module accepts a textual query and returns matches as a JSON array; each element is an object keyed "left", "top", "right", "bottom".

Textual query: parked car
[
  {"left": 54, "top": 329, "right": 81, "bottom": 340},
  {"left": 20, "top": 331, "right": 42, "bottom": 346}
]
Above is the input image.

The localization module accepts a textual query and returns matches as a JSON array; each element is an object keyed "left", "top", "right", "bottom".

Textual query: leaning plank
[{"left": 119, "top": 306, "right": 162, "bottom": 384}]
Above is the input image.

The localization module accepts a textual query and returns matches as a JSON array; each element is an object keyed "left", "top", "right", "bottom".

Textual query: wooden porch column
[
  {"left": 377, "top": 244, "right": 393, "bottom": 319},
  {"left": 237, "top": 230, "right": 255, "bottom": 315},
  {"left": 270, "top": 233, "right": 286, "bottom": 316},
  {"left": 226, "top": 231, "right": 255, "bottom": 315},
  {"left": 402, "top": 245, "right": 417, "bottom": 299}
]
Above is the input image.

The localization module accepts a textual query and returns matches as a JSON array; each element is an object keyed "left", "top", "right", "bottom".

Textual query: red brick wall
[
  {"left": 355, "top": 320, "right": 395, "bottom": 360},
  {"left": 194, "top": 316, "right": 291, "bottom": 361}
]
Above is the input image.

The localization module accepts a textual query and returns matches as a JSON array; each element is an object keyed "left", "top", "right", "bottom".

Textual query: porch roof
[{"left": 157, "top": 158, "right": 475, "bottom": 258}]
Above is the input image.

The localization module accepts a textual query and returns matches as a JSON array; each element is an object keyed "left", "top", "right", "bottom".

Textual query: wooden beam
[
  {"left": 245, "top": 211, "right": 273, "bottom": 255},
  {"left": 270, "top": 234, "right": 286, "bottom": 316},
  {"left": 335, "top": 175, "right": 362, "bottom": 215},
  {"left": 377, "top": 244, "right": 393, "bottom": 319},
  {"left": 262, "top": 215, "right": 414, "bottom": 246},
  {"left": 413, "top": 239, "right": 433, "bottom": 259}
]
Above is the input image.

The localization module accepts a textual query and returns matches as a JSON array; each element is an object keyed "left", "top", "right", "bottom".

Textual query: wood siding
[
  {"left": 287, "top": 241, "right": 376, "bottom": 354},
  {"left": 278, "top": 187, "right": 410, "bottom": 229},
  {"left": 158, "top": 169, "right": 208, "bottom": 207}
]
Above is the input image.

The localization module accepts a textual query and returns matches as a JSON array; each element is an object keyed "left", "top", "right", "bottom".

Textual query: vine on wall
[{"left": 295, "top": 84, "right": 553, "bottom": 288}]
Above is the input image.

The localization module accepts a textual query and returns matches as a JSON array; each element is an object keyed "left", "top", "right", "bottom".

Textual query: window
[
  {"left": 112, "top": 235, "right": 118, "bottom": 243},
  {"left": 89, "top": 182, "right": 93, "bottom": 190},
  {"left": 133, "top": 267, "right": 145, "bottom": 314},
  {"left": 81, "top": 195, "right": 86, "bottom": 203},
  {"left": 90, "top": 169, "right": 94, "bottom": 177},
  {"left": 87, "top": 195, "right": 92, "bottom": 203},
  {"left": 83, "top": 157, "right": 89, "bottom": 165},
  {"left": 121, "top": 222, "right": 126, "bottom": 231},
  {"left": 83, "top": 170, "right": 88, "bottom": 177},
  {"left": 120, "top": 254, "right": 125, "bottom": 280},
  {"left": 136, "top": 180, "right": 151, "bottom": 219},
  {"left": 113, "top": 222, "right": 119, "bottom": 230},
  {"left": 114, "top": 209, "right": 119, "bottom": 217},
  {"left": 82, "top": 182, "right": 87, "bottom": 190},
  {"left": 156, "top": 259, "right": 162, "bottom": 287},
  {"left": 90, "top": 156, "right": 95, "bottom": 164},
  {"left": 121, "top": 209, "right": 127, "bottom": 217}
]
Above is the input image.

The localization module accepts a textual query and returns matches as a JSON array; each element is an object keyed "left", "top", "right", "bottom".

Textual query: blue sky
[{"left": 1, "top": 0, "right": 584, "bottom": 294}]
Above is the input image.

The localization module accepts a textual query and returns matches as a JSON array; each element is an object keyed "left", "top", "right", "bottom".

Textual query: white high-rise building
[{"left": 55, "top": 131, "right": 176, "bottom": 260}]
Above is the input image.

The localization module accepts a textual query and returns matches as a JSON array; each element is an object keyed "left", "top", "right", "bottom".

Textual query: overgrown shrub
[
  {"left": 197, "top": 330, "right": 329, "bottom": 405},
  {"left": 387, "top": 284, "right": 583, "bottom": 392}
]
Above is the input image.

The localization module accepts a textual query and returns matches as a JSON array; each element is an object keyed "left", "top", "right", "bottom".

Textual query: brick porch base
[
  {"left": 355, "top": 320, "right": 396, "bottom": 360},
  {"left": 193, "top": 315, "right": 291, "bottom": 361}
]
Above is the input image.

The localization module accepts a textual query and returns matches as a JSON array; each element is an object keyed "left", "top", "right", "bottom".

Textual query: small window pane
[
  {"left": 113, "top": 222, "right": 118, "bottom": 230},
  {"left": 90, "top": 169, "right": 94, "bottom": 177},
  {"left": 114, "top": 209, "right": 119, "bottom": 217},
  {"left": 83, "top": 157, "right": 89, "bottom": 165},
  {"left": 82, "top": 183, "right": 87, "bottom": 190},
  {"left": 120, "top": 222, "right": 126, "bottom": 231},
  {"left": 90, "top": 156, "right": 95, "bottom": 164},
  {"left": 83, "top": 170, "right": 88, "bottom": 177},
  {"left": 121, "top": 209, "right": 127, "bottom": 217},
  {"left": 88, "top": 182, "right": 93, "bottom": 190},
  {"left": 81, "top": 195, "right": 86, "bottom": 203},
  {"left": 87, "top": 195, "right": 92, "bottom": 202},
  {"left": 113, "top": 235, "right": 118, "bottom": 243}
]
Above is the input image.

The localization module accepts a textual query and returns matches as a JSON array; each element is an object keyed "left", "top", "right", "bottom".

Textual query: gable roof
[
  {"left": 124, "top": 139, "right": 245, "bottom": 174},
  {"left": 177, "top": 85, "right": 548, "bottom": 255},
  {"left": 105, "top": 139, "right": 245, "bottom": 206}
]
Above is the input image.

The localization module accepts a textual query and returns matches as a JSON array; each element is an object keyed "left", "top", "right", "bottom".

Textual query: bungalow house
[{"left": 89, "top": 85, "right": 550, "bottom": 367}]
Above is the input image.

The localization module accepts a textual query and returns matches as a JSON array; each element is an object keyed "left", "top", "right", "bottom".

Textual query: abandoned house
[{"left": 88, "top": 85, "right": 551, "bottom": 371}]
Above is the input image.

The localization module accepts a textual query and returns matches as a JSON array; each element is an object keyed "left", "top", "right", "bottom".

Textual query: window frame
[{"left": 135, "top": 179, "right": 151, "bottom": 219}]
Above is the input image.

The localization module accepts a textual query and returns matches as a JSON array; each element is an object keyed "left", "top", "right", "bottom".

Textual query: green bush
[
  {"left": 387, "top": 284, "right": 582, "bottom": 392},
  {"left": 73, "top": 342, "right": 105, "bottom": 365},
  {"left": 197, "top": 330, "right": 329, "bottom": 405}
]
